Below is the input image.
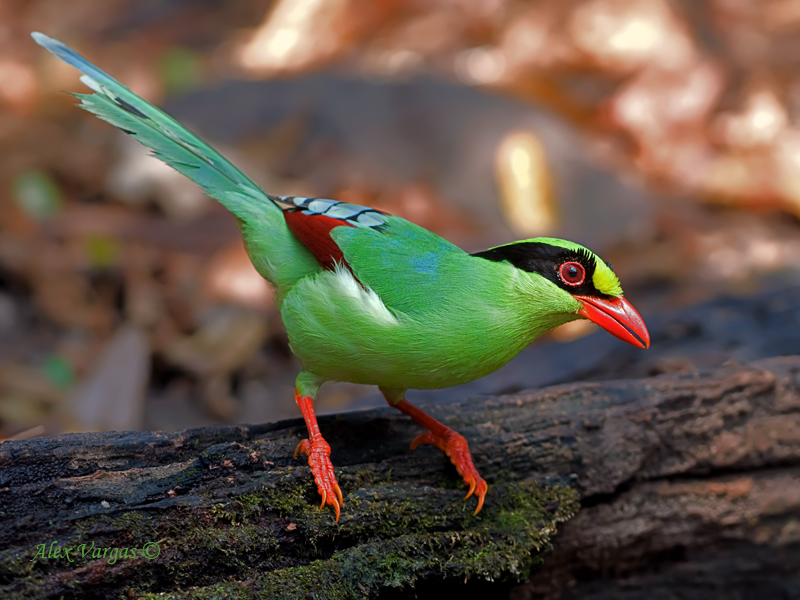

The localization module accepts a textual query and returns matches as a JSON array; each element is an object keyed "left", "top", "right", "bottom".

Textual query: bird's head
[{"left": 472, "top": 238, "right": 650, "bottom": 348}]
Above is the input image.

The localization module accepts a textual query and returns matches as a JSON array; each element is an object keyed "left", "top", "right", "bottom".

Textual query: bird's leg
[
  {"left": 292, "top": 385, "right": 343, "bottom": 521},
  {"left": 380, "top": 387, "right": 487, "bottom": 515}
]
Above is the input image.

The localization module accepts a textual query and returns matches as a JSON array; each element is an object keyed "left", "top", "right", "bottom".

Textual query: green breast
[{"left": 281, "top": 257, "right": 578, "bottom": 390}]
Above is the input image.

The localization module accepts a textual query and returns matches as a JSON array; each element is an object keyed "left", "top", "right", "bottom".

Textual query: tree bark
[{"left": 2, "top": 356, "right": 800, "bottom": 599}]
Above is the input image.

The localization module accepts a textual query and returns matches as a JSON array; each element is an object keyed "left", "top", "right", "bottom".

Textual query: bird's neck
[{"left": 479, "top": 260, "right": 582, "bottom": 347}]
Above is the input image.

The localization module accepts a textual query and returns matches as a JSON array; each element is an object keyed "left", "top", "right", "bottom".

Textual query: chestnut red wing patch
[
  {"left": 283, "top": 210, "right": 354, "bottom": 272},
  {"left": 276, "top": 196, "right": 391, "bottom": 271}
]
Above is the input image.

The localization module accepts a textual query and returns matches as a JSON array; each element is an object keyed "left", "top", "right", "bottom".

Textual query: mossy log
[{"left": 2, "top": 356, "right": 800, "bottom": 599}]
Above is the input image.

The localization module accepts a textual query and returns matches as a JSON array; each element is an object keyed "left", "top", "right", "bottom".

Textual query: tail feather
[
  {"left": 31, "top": 32, "right": 320, "bottom": 294},
  {"left": 32, "top": 32, "right": 260, "bottom": 209}
]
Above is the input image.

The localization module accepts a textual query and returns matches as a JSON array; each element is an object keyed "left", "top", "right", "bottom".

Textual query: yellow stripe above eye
[
  {"left": 591, "top": 260, "right": 623, "bottom": 297},
  {"left": 506, "top": 237, "right": 624, "bottom": 297}
]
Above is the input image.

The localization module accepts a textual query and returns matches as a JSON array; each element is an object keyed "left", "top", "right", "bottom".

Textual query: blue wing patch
[{"left": 272, "top": 196, "right": 390, "bottom": 231}]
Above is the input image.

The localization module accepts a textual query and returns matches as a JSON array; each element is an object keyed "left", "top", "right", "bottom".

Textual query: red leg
[
  {"left": 383, "top": 392, "right": 488, "bottom": 515},
  {"left": 292, "top": 389, "right": 343, "bottom": 521}
]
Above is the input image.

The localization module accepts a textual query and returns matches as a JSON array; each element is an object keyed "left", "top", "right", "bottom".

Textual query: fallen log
[{"left": 2, "top": 356, "right": 800, "bottom": 599}]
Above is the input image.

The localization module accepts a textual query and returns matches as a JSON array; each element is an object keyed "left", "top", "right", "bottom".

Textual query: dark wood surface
[{"left": 3, "top": 350, "right": 800, "bottom": 599}]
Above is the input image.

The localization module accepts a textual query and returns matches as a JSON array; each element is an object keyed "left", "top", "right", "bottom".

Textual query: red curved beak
[{"left": 575, "top": 295, "right": 650, "bottom": 349}]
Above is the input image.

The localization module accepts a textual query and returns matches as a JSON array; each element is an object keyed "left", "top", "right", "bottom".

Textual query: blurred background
[{"left": 2, "top": 0, "right": 800, "bottom": 440}]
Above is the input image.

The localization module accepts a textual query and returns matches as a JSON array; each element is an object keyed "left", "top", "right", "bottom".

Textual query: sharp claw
[
  {"left": 294, "top": 392, "right": 342, "bottom": 522},
  {"left": 293, "top": 439, "right": 307, "bottom": 459},
  {"left": 407, "top": 428, "right": 488, "bottom": 515},
  {"left": 473, "top": 490, "right": 485, "bottom": 516},
  {"left": 465, "top": 479, "right": 476, "bottom": 500},
  {"left": 334, "top": 483, "right": 344, "bottom": 506},
  {"left": 299, "top": 438, "right": 344, "bottom": 521},
  {"left": 333, "top": 497, "right": 341, "bottom": 522}
]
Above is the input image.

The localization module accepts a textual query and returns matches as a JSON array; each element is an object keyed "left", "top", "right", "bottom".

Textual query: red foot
[
  {"left": 411, "top": 430, "right": 488, "bottom": 515},
  {"left": 294, "top": 438, "right": 344, "bottom": 521}
]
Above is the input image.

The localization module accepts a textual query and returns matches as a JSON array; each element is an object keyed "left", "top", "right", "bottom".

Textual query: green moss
[
  {"left": 136, "top": 479, "right": 579, "bottom": 600},
  {"left": 141, "top": 579, "right": 258, "bottom": 600},
  {"left": 210, "top": 492, "right": 271, "bottom": 524},
  {"left": 0, "top": 548, "right": 46, "bottom": 599},
  {"left": 191, "top": 522, "right": 273, "bottom": 553},
  {"left": 112, "top": 511, "right": 160, "bottom": 539},
  {"left": 2, "top": 436, "right": 579, "bottom": 600},
  {"left": 174, "top": 465, "right": 205, "bottom": 487}
]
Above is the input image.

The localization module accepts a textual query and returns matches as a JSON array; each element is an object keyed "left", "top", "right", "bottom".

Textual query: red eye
[{"left": 559, "top": 262, "right": 585, "bottom": 286}]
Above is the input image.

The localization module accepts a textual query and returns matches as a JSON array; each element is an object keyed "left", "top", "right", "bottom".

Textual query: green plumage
[
  {"left": 31, "top": 32, "right": 622, "bottom": 398},
  {"left": 35, "top": 32, "right": 653, "bottom": 518}
]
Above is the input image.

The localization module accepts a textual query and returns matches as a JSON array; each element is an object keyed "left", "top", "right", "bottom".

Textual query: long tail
[{"left": 31, "top": 32, "right": 319, "bottom": 293}]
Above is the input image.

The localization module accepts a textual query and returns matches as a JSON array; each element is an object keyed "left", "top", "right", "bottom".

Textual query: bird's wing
[
  {"left": 271, "top": 196, "right": 472, "bottom": 314},
  {"left": 269, "top": 195, "right": 392, "bottom": 272},
  {"left": 31, "top": 32, "right": 320, "bottom": 295},
  {"left": 33, "top": 32, "right": 471, "bottom": 310}
]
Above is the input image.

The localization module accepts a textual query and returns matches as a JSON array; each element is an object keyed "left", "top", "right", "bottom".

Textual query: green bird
[{"left": 33, "top": 32, "right": 650, "bottom": 520}]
